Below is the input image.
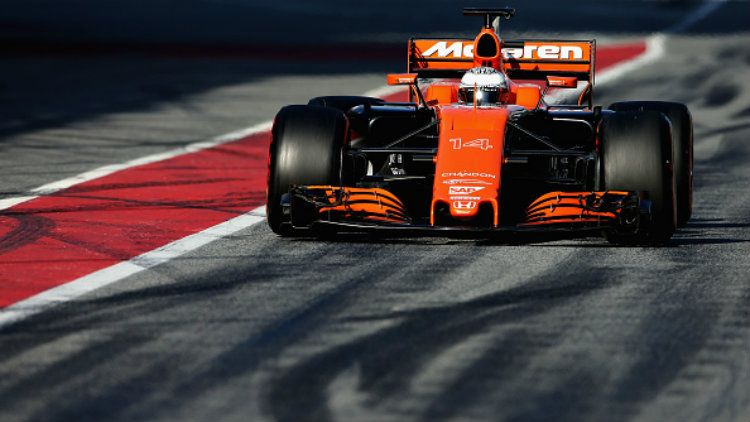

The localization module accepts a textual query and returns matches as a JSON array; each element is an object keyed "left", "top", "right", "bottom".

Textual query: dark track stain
[
  {"left": 717, "top": 48, "right": 737, "bottom": 60},
  {"left": 703, "top": 84, "right": 739, "bottom": 106},
  {"left": 734, "top": 105, "right": 750, "bottom": 119},
  {"left": 681, "top": 71, "right": 707, "bottom": 90}
]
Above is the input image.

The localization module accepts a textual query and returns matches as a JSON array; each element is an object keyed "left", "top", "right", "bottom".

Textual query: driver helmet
[{"left": 458, "top": 66, "right": 508, "bottom": 106}]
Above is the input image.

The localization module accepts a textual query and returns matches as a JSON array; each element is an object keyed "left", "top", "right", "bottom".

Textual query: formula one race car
[{"left": 266, "top": 7, "right": 693, "bottom": 244}]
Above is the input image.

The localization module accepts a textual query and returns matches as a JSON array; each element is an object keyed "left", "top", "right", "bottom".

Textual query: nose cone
[{"left": 431, "top": 106, "right": 508, "bottom": 226}]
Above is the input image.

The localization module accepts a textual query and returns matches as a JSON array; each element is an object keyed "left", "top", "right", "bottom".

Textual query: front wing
[{"left": 285, "top": 186, "right": 649, "bottom": 236}]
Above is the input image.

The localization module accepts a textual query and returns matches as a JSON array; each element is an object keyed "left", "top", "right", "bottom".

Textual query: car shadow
[{"left": 283, "top": 215, "right": 750, "bottom": 248}]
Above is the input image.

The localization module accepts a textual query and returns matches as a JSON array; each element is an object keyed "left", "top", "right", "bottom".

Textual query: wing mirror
[
  {"left": 386, "top": 73, "right": 428, "bottom": 108},
  {"left": 546, "top": 75, "right": 578, "bottom": 88},
  {"left": 387, "top": 73, "right": 417, "bottom": 86}
]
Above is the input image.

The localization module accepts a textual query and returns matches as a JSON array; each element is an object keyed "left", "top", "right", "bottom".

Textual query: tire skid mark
[
  {"left": 4, "top": 192, "right": 260, "bottom": 217},
  {"left": 0, "top": 129, "right": 270, "bottom": 308},
  {"left": 0, "top": 214, "right": 55, "bottom": 255},
  {"left": 0, "top": 187, "right": 258, "bottom": 259}
]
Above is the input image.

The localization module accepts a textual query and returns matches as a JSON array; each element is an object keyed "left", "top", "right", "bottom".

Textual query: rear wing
[{"left": 408, "top": 38, "right": 596, "bottom": 84}]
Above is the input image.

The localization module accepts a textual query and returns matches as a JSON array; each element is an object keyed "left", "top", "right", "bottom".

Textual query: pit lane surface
[{"left": 1, "top": 1, "right": 750, "bottom": 421}]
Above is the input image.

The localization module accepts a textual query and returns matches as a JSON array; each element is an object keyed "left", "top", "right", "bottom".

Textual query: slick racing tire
[
  {"left": 600, "top": 110, "right": 677, "bottom": 244},
  {"left": 308, "top": 96, "right": 384, "bottom": 112},
  {"left": 608, "top": 101, "right": 693, "bottom": 226},
  {"left": 267, "top": 105, "right": 348, "bottom": 235}
]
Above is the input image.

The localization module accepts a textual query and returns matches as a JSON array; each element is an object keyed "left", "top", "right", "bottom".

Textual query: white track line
[{"left": 0, "top": 1, "right": 726, "bottom": 328}]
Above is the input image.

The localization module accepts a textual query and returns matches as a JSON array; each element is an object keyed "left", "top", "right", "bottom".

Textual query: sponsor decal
[
  {"left": 452, "top": 201, "right": 477, "bottom": 210},
  {"left": 449, "top": 138, "right": 493, "bottom": 151},
  {"left": 449, "top": 186, "right": 485, "bottom": 195},
  {"left": 421, "top": 41, "right": 584, "bottom": 61},
  {"left": 442, "top": 172, "right": 496, "bottom": 179},
  {"left": 450, "top": 196, "right": 481, "bottom": 201},
  {"left": 442, "top": 178, "right": 493, "bottom": 185}
]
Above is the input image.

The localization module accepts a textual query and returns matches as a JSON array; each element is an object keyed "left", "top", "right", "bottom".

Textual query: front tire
[
  {"left": 608, "top": 101, "right": 693, "bottom": 226},
  {"left": 267, "top": 105, "right": 348, "bottom": 235},
  {"left": 600, "top": 110, "right": 676, "bottom": 244}
]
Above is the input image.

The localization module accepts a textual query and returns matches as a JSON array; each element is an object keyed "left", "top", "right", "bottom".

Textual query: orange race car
[{"left": 266, "top": 7, "right": 693, "bottom": 244}]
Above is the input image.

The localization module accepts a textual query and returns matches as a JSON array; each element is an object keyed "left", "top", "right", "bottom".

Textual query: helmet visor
[{"left": 458, "top": 88, "right": 500, "bottom": 105}]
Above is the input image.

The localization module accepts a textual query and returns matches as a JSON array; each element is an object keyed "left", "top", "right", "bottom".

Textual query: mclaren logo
[{"left": 422, "top": 41, "right": 584, "bottom": 61}]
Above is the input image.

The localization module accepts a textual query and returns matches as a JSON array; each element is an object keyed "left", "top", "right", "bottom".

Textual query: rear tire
[
  {"left": 608, "top": 101, "right": 692, "bottom": 226},
  {"left": 267, "top": 105, "right": 348, "bottom": 235},
  {"left": 600, "top": 110, "right": 676, "bottom": 244}
]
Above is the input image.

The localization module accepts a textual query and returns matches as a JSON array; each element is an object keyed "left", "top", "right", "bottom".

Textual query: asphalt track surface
[{"left": 1, "top": 1, "right": 750, "bottom": 421}]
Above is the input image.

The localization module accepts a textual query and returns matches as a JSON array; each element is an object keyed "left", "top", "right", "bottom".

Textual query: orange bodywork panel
[
  {"left": 431, "top": 105, "right": 515, "bottom": 225},
  {"left": 511, "top": 84, "right": 542, "bottom": 109}
]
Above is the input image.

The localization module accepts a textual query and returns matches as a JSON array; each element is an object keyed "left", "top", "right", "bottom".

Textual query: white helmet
[{"left": 458, "top": 66, "right": 508, "bottom": 105}]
